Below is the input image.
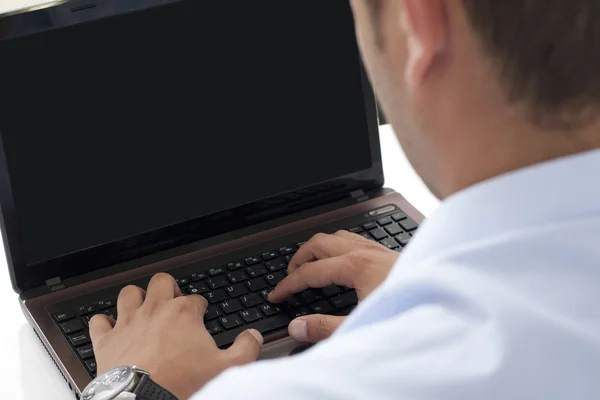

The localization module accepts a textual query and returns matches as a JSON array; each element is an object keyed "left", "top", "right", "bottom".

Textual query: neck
[{"left": 439, "top": 119, "right": 600, "bottom": 199}]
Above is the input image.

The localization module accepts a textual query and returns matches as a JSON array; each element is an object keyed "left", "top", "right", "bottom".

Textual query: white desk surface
[{"left": 0, "top": 127, "right": 438, "bottom": 399}]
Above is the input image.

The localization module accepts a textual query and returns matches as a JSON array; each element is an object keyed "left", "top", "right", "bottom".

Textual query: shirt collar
[{"left": 400, "top": 148, "right": 600, "bottom": 267}]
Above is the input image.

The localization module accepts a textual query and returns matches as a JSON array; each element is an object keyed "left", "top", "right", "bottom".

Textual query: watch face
[{"left": 81, "top": 366, "right": 136, "bottom": 400}]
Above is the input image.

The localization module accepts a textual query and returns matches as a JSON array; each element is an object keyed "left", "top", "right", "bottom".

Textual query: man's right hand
[{"left": 268, "top": 231, "right": 399, "bottom": 344}]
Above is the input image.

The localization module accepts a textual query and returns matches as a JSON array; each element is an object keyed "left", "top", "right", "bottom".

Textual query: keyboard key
[
  {"left": 385, "top": 223, "right": 403, "bottom": 236},
  {"left": 399, "top": 218, "right": 418, "bottom": 232},
  {"left": 77, "top": 305, "right": 96, "bottom": 316},
  {"left": 53, "top": 311, "right": 75, "bottom": 322},
  {"left": 377, "top": 216, "right": 393, "bottom": 226},
  {"left": 82, "top": 316, "right": 92, "bottom": 327},
  {"left": 246, "top": 278, "right": 268, "bottom": 291},
  {"left": 209, "top": 267, "right": 226, "bottom": 277},
  {"left": 227, "top": 261, "right": 245, "bottom": 271},
  {"left": 214, "top": 314, "right": 291, "bottom": 348},
  {"left": 207, "top": 276, "right": 229, "bottom": 289},
  {"left": 175, "top": 278, "right": 190, "bottom": 286},
  {"left": 347, "top": 226, "right": 363, "bottom": 234},
  {"left": 262, "top": 251, "right": 278, "bottom": 260},
  {"left": 220, "top": 299, "right": 243, "bottom": 314},
  {"left": 379, "top": 238, "right": 400, "bottom": 250},
  {"left": 339, "top": 285, "right": 353, "bottom": 292},
  {"left": 359, "top": 232, "right": 375, "bottom": 241},
  {"left": 369, "top": 227, "right": 388, "bottom": 241},
  {"left": 205, "top": 305, "right": 222, "bottom": 321},
  {"left": 265, "top": 272, "right": 286, "bottom": 286},
  {"left": 246, "top": 264, "right": 268, "bottom": 278},
  {"left": 286, "top": 294, "right": 304, "bottom": 308},
  {"left": 77, "top": 345, "right": 94, "bottom": 359},
  {"left": 225, "top": 283, "right": 248, "bottom": 298},
  {"left": 362, "top": 222, "right": 378, "bottom": 230},
  {"left": 392, "top": 212, "right": 408, "bottom": 222},
  {"left": 321, "top": 285, "right": 342, "bottom": 297},
  {"left": 297, "top": 241, "right": 307, "bottom": 247},
  {"left": 60, "top": 319, "right": 84, "bottom": 334},
  {"left": 205, "top": 320, "right": 223, "bottom": 335},
  {"left": 103, "top": 308, "right": 118, "bottom": 320},
  {"left": 300, "top": 289, "right": 323, "bottom": 304},
  {"left": 219, "top": 315, "right": 243, "bottom": 330},
  {"left": 205, "top": 290, "right": 228, "bottom": 304},
  {"left": 289, "top": 307, "right": 312, "bottom": 319},
  {"left": 279, "top": 246, "right": 296, "bottom": 255},
  {"left": 95, "top": 300, "right": 115, "bottom": 310},
  {"left": 227, "top": 270, "right": 248, "bottom": 284},
  {"left": 68, "top": 332, "right": 91, "bottom": 347},
  {"left": 284, "top": 255, "right": 293, "bottom": 264},
  {"left": 245, "top": 256, "right": 262, "bottom": 265},
  {"left": 331, "top": 291, "right": 358, "bottom": 309},
  {"left": 186, "top": 283, "right": 207, "bottom": 295},
  {"left": 241, "top": 308, "right": 262, "bottom": 323},
  {"left": 191, "top": 272, "right": 208, "bottom": 282},
  {"left": 85, "top": 359, "right": 97, "bottom": 373},
  {"left": 266, "top": 259, "right": 287, "bottom": 272},
  {"left": 259, "top": 288, "right": 272, "bottom": 301},
  {"left": 260, "top": 303, "right": 281, "bottom": 316},
  {"left": 310, "top": 300, "right": 333, "bottom": 314},
  {"left": 241, "top": 293, "right": 263, "bottom": 308},
  {"left": 396, "top": 232, "right": 412, "bottom": 247}
]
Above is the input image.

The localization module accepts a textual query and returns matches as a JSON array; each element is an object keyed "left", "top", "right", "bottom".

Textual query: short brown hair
[{"left": 463, "top": 1, "right": 600, "bottom": 129}]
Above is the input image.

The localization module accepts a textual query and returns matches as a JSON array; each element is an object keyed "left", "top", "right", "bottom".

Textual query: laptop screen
[{"left": 0, "top": 0, "right": 380, "bottom": 288}]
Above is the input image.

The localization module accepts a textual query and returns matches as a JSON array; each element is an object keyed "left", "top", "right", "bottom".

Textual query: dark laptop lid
[{"left": 0, "top": 0, "right": 382, "bottom": 293}]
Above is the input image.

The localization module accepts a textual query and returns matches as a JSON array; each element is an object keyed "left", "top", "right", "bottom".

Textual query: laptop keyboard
[{"left": 51, "top": 208, "right": 418, "bottom": 378}]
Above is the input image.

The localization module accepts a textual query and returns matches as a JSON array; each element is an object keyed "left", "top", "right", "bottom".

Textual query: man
[{"left": 89, "top": 1, "right": 600, "bottom": 399}]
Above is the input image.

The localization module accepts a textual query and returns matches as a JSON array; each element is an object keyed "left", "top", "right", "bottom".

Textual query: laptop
[{"left": 0, "top": 0, "right": 423, "bottom": 397}]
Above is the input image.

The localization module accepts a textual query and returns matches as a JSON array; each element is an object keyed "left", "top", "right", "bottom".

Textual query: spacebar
[{"left": 215, "top": 314, "right": 292, "bottom": 348}]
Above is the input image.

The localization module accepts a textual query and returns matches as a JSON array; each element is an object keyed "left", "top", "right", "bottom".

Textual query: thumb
[
  {"left": 89, "top": 314, "right": 115, "bottom": 344},
  {"left": 288, "top": 315, "right": 346, "bottom": 343},
  {"left": 225, "top": 329, "right": 263, "bottom": 365}
]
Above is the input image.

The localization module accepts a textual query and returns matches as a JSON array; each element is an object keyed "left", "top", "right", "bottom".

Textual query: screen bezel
[{"left": 0, "top": 0, "right": 384, "bottom": 293}]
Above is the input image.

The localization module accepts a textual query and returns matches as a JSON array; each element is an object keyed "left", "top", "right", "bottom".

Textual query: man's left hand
[{"left": 89, "top": 273, "right": 263, "bottom": 400}]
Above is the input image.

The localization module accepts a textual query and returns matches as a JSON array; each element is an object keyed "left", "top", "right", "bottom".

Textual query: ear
[{"left": 401, "top": 0, "right": 449, "bottom": 88}]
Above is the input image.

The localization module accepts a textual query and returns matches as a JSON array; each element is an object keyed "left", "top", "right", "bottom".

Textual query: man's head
[{"left": 350, "top": 0, "right": 600, "bottom": 198}]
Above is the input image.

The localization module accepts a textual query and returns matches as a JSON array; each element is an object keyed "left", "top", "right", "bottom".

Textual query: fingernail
[
  {"left": 247, "top": 329, "right": 264, "bottom": 346},
  {"left": 288, "top": 319, "right": 308, "bottom": 342}
]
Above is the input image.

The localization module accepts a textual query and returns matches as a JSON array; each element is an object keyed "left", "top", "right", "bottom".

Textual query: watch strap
[{"left": 133, "top": 374, "right": 178, "bottom": 400}]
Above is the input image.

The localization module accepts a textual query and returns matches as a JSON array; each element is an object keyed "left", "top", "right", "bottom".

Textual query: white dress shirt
[{"left": 193, "top": 149, "right": 600, "bottom": 400}]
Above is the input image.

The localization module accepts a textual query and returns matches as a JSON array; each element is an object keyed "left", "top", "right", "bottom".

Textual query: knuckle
[
  {"left": 310, "top": 232, "right": 328, "bottom": 244},
  {"left": 313, "top": 316, "right": 331, "bottom": 338},
  {"left": 169, "top": 296, "right": 197, "bottom": 313},
  {"left": 347, "top": 250, "right": 372, "bottom": 267},
  {"left": 334, "top": 230, "right": 347, "bottom": 236}
]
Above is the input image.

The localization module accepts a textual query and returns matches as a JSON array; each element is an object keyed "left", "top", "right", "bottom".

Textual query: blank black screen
[{"left": 0, "top": 1, "right": 372, "bottom": 266}]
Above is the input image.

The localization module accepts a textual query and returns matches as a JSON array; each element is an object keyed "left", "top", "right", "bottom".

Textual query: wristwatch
[{"left": 81, "top": 366, "right": 178, "bottom": 400}]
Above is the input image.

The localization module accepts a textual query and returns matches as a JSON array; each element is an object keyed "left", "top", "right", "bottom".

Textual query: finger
[
  {"left": 225, "top": 329, "right": 263, "bottom": 365},
  {"left": 334, "top": 230, "right": 371, "bottom": 242},
  {"left": 288, "top": 315, "right": 346, "bottom": 343},
  {"left": 288, "top": 233, "right": 362, "bottom": 274},
  {"left": 144, "top": 273, "right": 181, "bottom": 308},
  {"left": 184, "top": 294, "right": 209, "bottom": 316},
  {"left": 269, "top": 256, "right": 353, "bottom": 303},
  {"left": 89, "top": 314, "right": 114, "bottom": 344},
  {"left": 117, "top": 285, "right": 146, "bottom": 325},
  {"left": 166, "top": 294, "right": 208, "bottom": 318}
]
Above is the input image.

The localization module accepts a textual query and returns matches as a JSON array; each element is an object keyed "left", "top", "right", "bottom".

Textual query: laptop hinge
[
  {"left": 349, "top": 189, "right": 369, "bottom": 203},
  {"left": 45, "top": 277, "right": 66, "bottom": 292}
]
